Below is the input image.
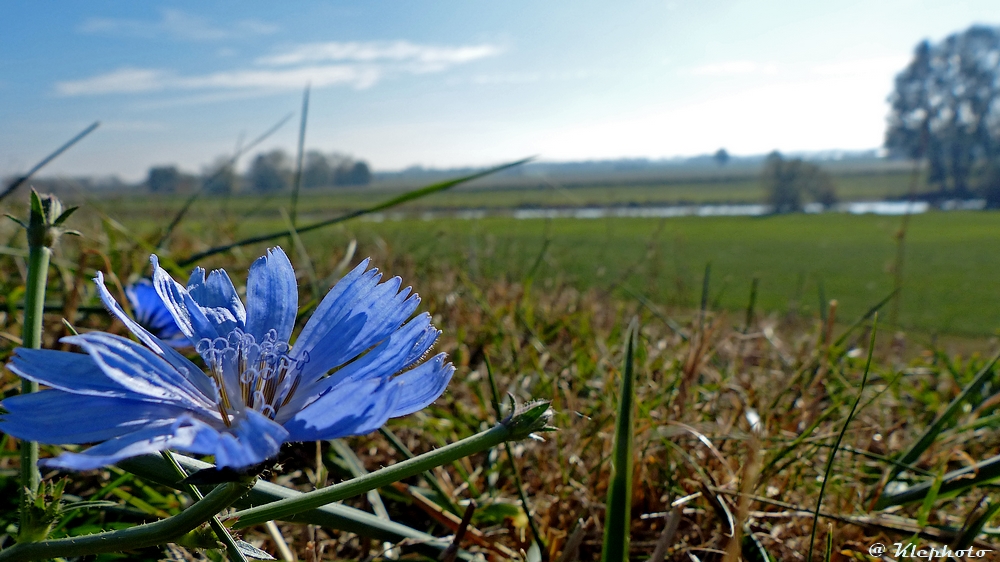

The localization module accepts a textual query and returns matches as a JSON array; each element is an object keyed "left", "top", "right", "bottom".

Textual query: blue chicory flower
[
  {"left": 1, "top": 248, "right": 454, "bottom": 471},
  {"left": 125, "top": 279, "right": 187, "bottom": 347}
]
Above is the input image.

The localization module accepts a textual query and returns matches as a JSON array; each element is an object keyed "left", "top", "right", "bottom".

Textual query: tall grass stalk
[
  {"left": 806, "top": 314, "right": 878, "bottom": 561},
  {"left": 0, "top": 122, "right": 99, "bottom": 203},
  {"left": 601, "top": 320, "right": 637, "bottom": 562}
]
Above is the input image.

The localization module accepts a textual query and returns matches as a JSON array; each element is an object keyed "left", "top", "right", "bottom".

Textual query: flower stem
[
  {"left": 0, "top": 480, "right": 254, "bottom": 562},
  {"left": 228, "top": 402, "right": 552, "bottom": 528},
  {"left": 18, "top": 223, "right": 51, "bottom": 534},
  {"left": 160, "top": 451, "right": 248, "bottom": 562}
]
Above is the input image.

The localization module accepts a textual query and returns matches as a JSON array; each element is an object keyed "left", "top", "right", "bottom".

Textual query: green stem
[
  {"left": 160, "top": 452, "right": 248, "bottom": 562},
  {"left": 0, "top": 480, "right": 253, "bottom": 562},
  {"left": 378, "top": 427, "right": 461, "bottom": 516},
  {"left": 19, "top": 239, "right": 51, "bottom": 532},
  {"left": 229, "top": 405, "right": 551, "bottom": 528}
]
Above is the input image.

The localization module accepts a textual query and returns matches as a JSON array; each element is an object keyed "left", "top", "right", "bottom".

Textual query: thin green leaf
[
  {"left": 0, "top": 121, "right": 100, "bottom": 203},
  {"left": 601, "top": 319, "right": 637, "bottom": 562},
  {"left": 876, "top": 453, "right": 1000, "bottom": 507},
  {"left": 953, "top": 501, "right": 1000, "bottom": 551},
  {"left": 807, "top": 313, "right": 877, "bottom": 561},
  {"left": 883, "top": 350, "right": 1000, "bottom": 487}
]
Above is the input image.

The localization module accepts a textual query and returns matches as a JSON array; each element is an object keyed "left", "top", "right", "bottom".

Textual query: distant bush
[
  {"left": 762, "top": 151, "right": 837, "bottom": 213},
  {"left": 146, "top": 165, "right": 197, "bottom": 193},
  {"left": 302, "top": 150, "right": 372, "bottom": 188}
]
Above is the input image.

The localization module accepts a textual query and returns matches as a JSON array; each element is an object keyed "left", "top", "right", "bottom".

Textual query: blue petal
[
  {"left": 293, "top": 259, "right": 420, "bottom": 383},
  {"left": 39, "top": 416, "right": 215, "bottom": 471},
  {"left": 151, "top": 255, "right": 221, "bottom": 342},
  {"left": 39, "top": 410, "right": 287, "bottom": 471},
  {"left": 8, "top": 348, "right": 137, "bottom": 399},
  {"left": 279, "top": 314, "right": 438, "bottom": 420},
  {"left": 214, "top": 409, "right": 288, "bottom": 469},
  {"left": 97, "top": 272, "right": 219, "bottom": 400},
  {"left": 64, "top": 333, "right": 218, "bottom": 413},
  {"left": 125, "top": 280, "right": 186, "bottom": 344},
  {"left": 186, "top": 267, "right": 247, "bottom": 336},
  {"left": 387, "top": 353, "right": 454, "bottom": 418},
  {"left": 0, "top": 390, "right": 188, "bottom": 444},
  {"left": 244, "top": 247, "right": 298, "bottom": 343},
  {"left": 282, "top": 379, "right": 399, "bottom": 441}
]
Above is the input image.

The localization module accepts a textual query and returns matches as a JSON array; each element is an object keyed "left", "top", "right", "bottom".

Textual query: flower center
[{"left": 195, "top": 328, "right": 308, "bottom": 426}]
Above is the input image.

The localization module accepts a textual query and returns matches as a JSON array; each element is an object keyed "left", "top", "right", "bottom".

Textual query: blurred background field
[{"left": 41, "top": 166, "right": 1000, "bottom": 338}]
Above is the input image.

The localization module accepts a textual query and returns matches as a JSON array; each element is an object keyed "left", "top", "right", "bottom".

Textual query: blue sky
[{"left": 2, "top": 1, "right": 999, "bottom": 181}]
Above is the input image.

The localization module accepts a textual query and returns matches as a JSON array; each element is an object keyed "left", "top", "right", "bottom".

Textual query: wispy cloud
[
  {"left": 55, "top": 40, "right": 503, "bottom": 97},
  {"left": 56, "top": 68, "right": 168, "bottom": 96},
  {"left": 689, "top": 61, "right": 779, "bottom": 77},
  {"left": 256, "top": 40, "right": 503, "bottom": 69},
  {"left": 56, "top": 65, "right": 380, "bottom": 96},
  {"left": 78, "top": 9, "right": 279, "bottom": 41}
]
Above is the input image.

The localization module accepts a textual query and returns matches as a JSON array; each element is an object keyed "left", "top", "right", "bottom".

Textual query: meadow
[{"left": 1, "top": 167, "right": 999, "bottom": 560}]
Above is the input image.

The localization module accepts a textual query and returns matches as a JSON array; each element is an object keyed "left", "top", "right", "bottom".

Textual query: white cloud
[
  {"left": 55, "top": 40, "right": 502, "bottom": 97},
  {"left": 257, "top": 40, "right": 503, "bottom": 68},
  {"left": 78, "top": 9, "right": 279, "bottom": 41},
  {"left": 56, "top": 68, "right": 169, "bottom": 96},
  {"left": 690, "top": 61, "right": 779, "bottom": 77},
  {"left": 56, "top": 65, "right": 380, "bottom": 96}
]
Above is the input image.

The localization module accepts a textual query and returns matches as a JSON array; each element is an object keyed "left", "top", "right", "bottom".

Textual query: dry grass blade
[
  {"left": 555, "top": 518, "right": 589, "bottom": 562},
  {"left": 439, "top": 502, "right": 476, "bottom": 562},
  {"left": 649, "top": 509, "right": 681, "bottom": 562}
]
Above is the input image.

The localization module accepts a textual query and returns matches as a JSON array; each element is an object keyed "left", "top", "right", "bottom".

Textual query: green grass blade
[
  {"left": 807, "top": 313, "right": 877, "bottom": 562},
  {"left": 601, "top": 320, "right": 638, "bottom": 562},
  {"left": 882, "top": 350, "right": 1000, "bottom": 486},
  {"left": 743, "top": 277, "right": 758, "bottom": 333},
  {"left": 0, "top": 121, "right": 100, "bottom": 203},
  {"left": 831, "top": 289, "right": 897, "bottom": 348},
  {"left": 824, "top": 524, "right": 833, "bottom": 562},
  {"left": 179, "top": 157, "right": 533, "bottom": 266},
  {"left": 875, "top": 453, "right": 1000, "bottom": 507},
  {"left": 953, "top": 501, "right": 1000, "bottom": 551}
]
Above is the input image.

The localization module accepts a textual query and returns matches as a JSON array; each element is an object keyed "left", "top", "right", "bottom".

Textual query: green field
[
  {"left": 105, "top": 204, "right": 1000, "bottom": 337},
  {"left": 64, "top": 168, "right": 1000, "bottom": 337},
  {"left": 313, "top": 212, "right": 997, "bottom": 337}
]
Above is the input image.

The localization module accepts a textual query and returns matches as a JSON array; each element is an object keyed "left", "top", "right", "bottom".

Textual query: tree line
[
  {"left": 886, "top": 25, "right": 1000, "bottom": 206},
  {"left": 147, "top": 149, "right": 371, "bottom": 194}
]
